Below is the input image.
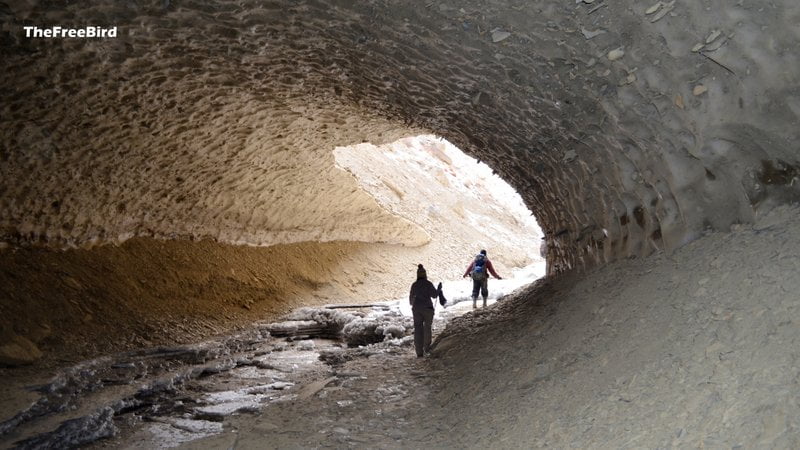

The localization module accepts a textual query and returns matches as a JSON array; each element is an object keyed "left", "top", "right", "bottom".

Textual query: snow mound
[
  {"left": 342, "top": 316, "right": 413, "bottom": 348},
  {"left": 286, "top": 307, "right": 358, "bottom": 329}
]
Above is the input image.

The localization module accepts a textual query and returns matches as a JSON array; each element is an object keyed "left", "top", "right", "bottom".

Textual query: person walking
[
  {"left": 409, "top": 264, "right": 439, "bottom": 358},
  {"left": 463, "top": 249, "right": 502, "bottom": 308}
]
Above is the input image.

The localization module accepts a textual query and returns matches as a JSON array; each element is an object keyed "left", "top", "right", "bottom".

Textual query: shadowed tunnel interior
[{"left": 1, "top": 0, "right": 799, "bottom": 447}]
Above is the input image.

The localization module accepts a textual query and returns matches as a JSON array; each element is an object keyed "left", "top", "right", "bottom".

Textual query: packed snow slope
[{"left": 426, "top": 206, "right": 800, "bottom": 448}]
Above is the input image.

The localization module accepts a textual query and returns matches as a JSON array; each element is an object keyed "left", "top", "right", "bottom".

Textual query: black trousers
[
  {"left": 472, "top": 277, "right": 488, "bottom": 300},
  {"left": 412, "top": 307, "right": 434, "bottom": 356}
]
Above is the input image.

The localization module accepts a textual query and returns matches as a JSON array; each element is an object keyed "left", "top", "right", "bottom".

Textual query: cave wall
[{"left": 1, "top": 0, "right": 799, "bottom": 273}]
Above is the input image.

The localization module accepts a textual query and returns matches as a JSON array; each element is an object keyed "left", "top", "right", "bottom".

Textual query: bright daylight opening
[{"left": 333, "top": 134, "right": 545, "bottom": 317}]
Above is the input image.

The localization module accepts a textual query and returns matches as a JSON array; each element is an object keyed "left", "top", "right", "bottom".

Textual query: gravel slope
[{"left": 422, "top": 205, "right": 800, "bottom": 448}]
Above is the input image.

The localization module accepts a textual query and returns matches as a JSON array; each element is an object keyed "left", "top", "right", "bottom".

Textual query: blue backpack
[{"left": 471, "top": 254, "right": 488, "bottom": 281}]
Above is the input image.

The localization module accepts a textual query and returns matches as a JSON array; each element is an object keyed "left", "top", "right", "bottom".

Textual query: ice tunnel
[{"left": 1, "top": 0, "right": 799, "bottom": 447}]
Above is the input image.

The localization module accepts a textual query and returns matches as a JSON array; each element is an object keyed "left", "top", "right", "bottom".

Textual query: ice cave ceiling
[{"left": 1, "top": 0, "right": 799, "bottom": 273}]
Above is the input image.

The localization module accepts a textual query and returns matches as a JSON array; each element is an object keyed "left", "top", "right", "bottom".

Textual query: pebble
[
  {"left": 649, "top": 1, "right": 675, "bottom": 23},
  {"left": 563, "top": 150, "right": 578, "bottom": 163},
  {"left": 607, "top": 48, "right": 625, "bottom": 61},
  {"left": 581, "top": 28, "right": 606, "bottom": 40},
  {"left": 674, "top": 94, "right": 685, "bottom": 109},
  {"left": 645, "top": 2, "right": 662, "bottom": 15},
  {"left": 693, "top": 85, "right": 708, "bottom": 96},
  {"left": 705, "top": 30, "right": 722, "bottom": 44},
  {"left": 491, "top": 30, "right": 511, "bottom": 43}
]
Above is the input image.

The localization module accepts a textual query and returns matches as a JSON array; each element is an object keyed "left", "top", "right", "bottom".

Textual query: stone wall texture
[{"left": 2, "top": 0, "right": 799, "bottom": 273}]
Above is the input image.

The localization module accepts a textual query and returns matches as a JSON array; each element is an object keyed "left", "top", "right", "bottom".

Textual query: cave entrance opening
[{"left": 332, "top": 134, "right": 545, "bottom": 309}]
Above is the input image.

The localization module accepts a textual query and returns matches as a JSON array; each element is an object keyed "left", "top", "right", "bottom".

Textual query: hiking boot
[
  {"left": 472, "top": 298, "right": 477, "bottom": 309},
  {"left": 482, "top": 298, "right": 487, "bottom": 308}
]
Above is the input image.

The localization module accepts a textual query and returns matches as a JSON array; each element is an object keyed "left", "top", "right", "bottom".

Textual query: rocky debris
[
  {"left": 0, "top": 328, "right": 269, "bottom": 445},
  {"left": 13, "top": 407, "right": 117, "bottom": 450},
  {"left": 0, "top": 296, "right": 432, "bottom": 448}
]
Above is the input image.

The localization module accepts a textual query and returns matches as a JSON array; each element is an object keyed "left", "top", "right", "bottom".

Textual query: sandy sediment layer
[
  {"left": 0, "top": 231, "right": 535, "bottom": 371},
  {"left": 0, "top": 238, "right": 378, "bottom": 370}
]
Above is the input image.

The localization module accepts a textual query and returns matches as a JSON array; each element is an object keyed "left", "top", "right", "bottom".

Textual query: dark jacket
[{"left": 409, "top": 278, "right": 438, "bottom": 309}]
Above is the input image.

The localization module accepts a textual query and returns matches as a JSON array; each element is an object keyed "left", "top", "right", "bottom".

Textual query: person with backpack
[
  {"left": 463, "top": 249, "right": 502, "bottom": 308},
  {"left": 409, "top": 264, "right": 443, "bottom": 357}
]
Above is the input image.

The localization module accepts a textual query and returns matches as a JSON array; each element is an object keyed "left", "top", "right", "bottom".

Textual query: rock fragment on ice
[
  {"left": 607, "top": 48, "right": 625, "bottom": 61},
  {"left": 705, "top": 30, "right": 722, "bottom": 44},
  {"left": 649, "top": 1, "right": 675, "bottom": 22},
  {"left": 645, "top": 2, "right": 661, "bottom": 15},
  {"left": 581, "top": 27, "right": 606, "bottom": 40},
  {"left": 491, "top": 30, "right": 511, "bottom": 43},
  {"left": 693, "top": 85, "right": 708, "bottom": 96},
  {"left": 674, "top": 94, "right": 685, "bottom": 109}
]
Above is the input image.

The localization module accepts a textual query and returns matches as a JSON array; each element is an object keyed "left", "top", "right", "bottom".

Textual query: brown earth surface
[
  {"left": 107, "top": 204, "right": 796, "bottom": 449},
  {"left": 1, "top": 205, "right": 797, "bottom": 448}
]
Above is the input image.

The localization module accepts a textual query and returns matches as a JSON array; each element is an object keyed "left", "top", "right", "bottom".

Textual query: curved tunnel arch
[
  {"left": 3, "top": 0, "right": 798, "bottom": 274},
  {"left": 1, "top": 2, "right": 799, "bottom": 312},
  {"left": 2, "top": 2, "right": 800, "bottom": 446}
]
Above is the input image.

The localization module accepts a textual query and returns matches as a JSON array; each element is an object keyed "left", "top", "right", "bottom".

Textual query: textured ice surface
[{"left": 4, "top": 0, "right": 797, "bottom": 275}]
